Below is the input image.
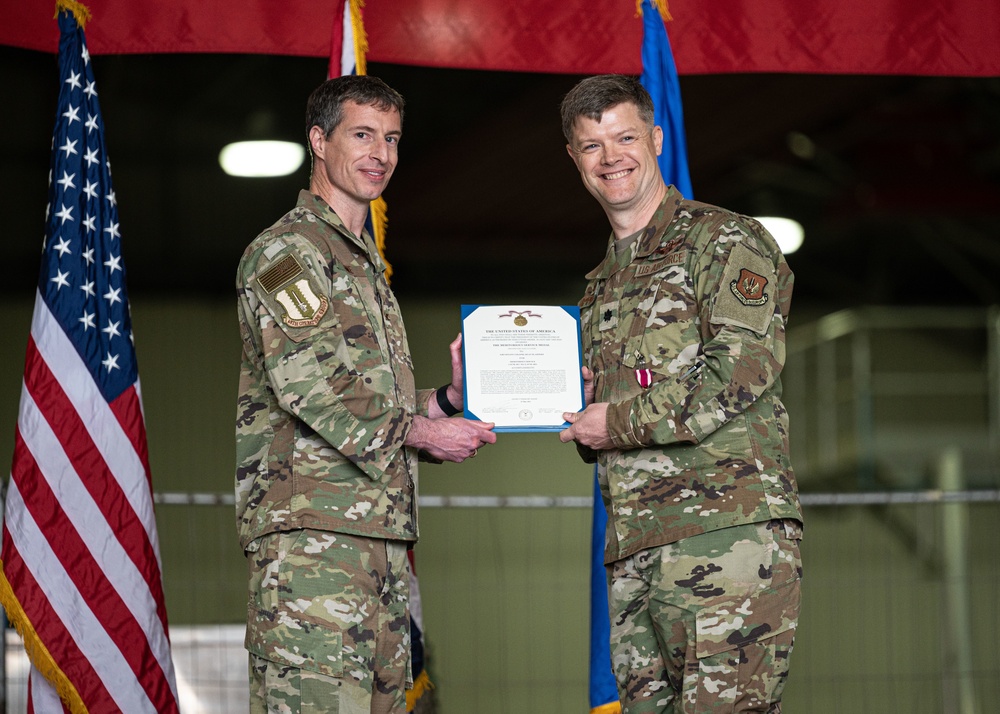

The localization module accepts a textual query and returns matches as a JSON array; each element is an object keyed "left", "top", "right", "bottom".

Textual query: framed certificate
[{"left": 461, "top": 305, "right": 584, "bottom": 432}]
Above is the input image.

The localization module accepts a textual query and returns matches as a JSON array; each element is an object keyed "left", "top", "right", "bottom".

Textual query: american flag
[{"left": 0, "top": 10, "right": 179, "bottom": 713}]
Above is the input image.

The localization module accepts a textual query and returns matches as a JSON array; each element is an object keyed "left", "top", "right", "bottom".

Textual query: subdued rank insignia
[
  {"left": 730, "top": 268, "right": 769, "bottom": 306},
  {"left": 598, "top": 301, "right": 619, "bottom": 331},
  {"left": 276, "top": 279, "right": 329, "bottom": 327}
]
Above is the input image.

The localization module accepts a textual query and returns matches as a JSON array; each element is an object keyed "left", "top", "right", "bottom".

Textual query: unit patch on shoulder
[
  {"left": 275, "top": 279, "right": 329, "bottom": 328},
  {"left": 731, "top": 268, "right": 769, "bottom": 306},
  {"left": 257, "top": 254, "right": 303, "bottom": 294},
  {"left": 711, "top": 242, "right": 776, "bottom": 335}
]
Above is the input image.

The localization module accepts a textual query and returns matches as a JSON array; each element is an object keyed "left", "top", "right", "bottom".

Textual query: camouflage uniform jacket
[
  {"left": 579, "top": 187, "right": 802, "bottom": 564},
  {"left": 235, "top": 190, "right": 433, "bottom": 551}
]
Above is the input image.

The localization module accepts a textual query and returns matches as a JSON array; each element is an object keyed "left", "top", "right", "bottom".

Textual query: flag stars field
[
  {"left": 63, "top": 103, "right": 81, "bottom": 124},
  {"left": 56, "top": 171, "right": 75, "bottom": 190}
]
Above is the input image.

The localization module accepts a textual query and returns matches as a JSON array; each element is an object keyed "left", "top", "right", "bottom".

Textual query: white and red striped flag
[
  {"left": 0, "top": 5, "right": 179, "bottom": 712},
  {"left": 328, "top": 0, "right": 394, "bottom": 281}
]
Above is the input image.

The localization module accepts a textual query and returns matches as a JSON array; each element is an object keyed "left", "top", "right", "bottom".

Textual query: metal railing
[{"left": 784, "top": 306, "right": 1000, "bottom": 490}]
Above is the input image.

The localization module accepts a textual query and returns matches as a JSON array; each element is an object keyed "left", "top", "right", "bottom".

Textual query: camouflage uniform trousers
[
  {"left": 608, "top": 519, "right": 802, "bottom": 714},
  {"left": 246, "top": 528, "right": 412, "bottom": 714}
]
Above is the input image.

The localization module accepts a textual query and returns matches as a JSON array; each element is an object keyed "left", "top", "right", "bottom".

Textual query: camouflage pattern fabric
[
  {"left": 577, "top": 187, "right": 802, "bottom": 564},
  {"left": 235, "top": 190, "right": 435, "bottom": 550},
  {"left": 247, "top": 529, "right": 411, "bottom": 714},
  {"left": 608, "top": 519, "right": 802, "bottom": 713}
]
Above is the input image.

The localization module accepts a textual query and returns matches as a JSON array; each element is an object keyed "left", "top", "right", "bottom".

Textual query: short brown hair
[
  {"left": 560, "top": 75, "right": 654, "bottom": 143},
  {"left": 306, "top": 75, "right": 405, "bottom": 140}
]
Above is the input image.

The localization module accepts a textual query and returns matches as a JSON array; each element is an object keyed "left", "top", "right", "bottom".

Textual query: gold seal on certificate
[{"left": 461, "top": 305, "right": 584, "bottom": 432}]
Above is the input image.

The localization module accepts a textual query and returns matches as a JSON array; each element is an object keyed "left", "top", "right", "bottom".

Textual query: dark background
[{"left": 4, "top": 47, "right": 1000, "bottom": 313}]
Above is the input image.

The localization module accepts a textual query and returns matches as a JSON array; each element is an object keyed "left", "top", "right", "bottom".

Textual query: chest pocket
[
  {"left": 321, "top": 251, "right": 389, "bottom": 376},
  {"left": 375, "top": 278, "right": 414, "bottom": 373},
  {"left": 620, "top": 256, "right": 698, "bottom": 373}
]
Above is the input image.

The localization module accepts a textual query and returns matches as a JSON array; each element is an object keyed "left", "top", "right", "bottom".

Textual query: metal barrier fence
[{"left": 4, "top": 490, "right": 999, "bottom": 713}]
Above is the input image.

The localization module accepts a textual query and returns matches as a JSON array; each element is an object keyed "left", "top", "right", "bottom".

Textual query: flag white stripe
[
  {"left": 6, "top": 479, "right": 159, "bottom": 713},
  {"left": 29, "top": 665, "right": 65, "bottom": 713},
  {"left": 17, "top": 385, "right": 176, "bottom": 690},
  {"left": 340, "top": 0, "right": 355, "bottom": 76},
  {"left": 28, "top": 294, "right": 162, "bottom": 557}
]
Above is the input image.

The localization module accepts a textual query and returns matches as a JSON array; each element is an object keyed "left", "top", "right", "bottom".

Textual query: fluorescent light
[
  {"left": 218, "top": 140, "right": 305, "bottom": 177},
  {"left": 755, "top": 216, "right": 804, "bottom": 255}
]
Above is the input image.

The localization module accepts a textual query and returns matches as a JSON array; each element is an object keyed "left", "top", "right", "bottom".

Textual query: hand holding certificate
[{"left": 461, "top": 305, "right": 584, "bottom": 432}]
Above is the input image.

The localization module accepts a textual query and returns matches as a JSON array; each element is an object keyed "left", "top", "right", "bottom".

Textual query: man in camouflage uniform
[
  {"left": 235, "top": 75, "right": 496, "bottom": 714},
  {"left": 558, "top": 75, "right": 803, "bottom": 713}
]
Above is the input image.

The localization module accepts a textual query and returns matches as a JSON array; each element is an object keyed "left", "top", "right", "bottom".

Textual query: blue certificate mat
[{"left": 461, "top": 304, "right": 584, "bottom": 432}]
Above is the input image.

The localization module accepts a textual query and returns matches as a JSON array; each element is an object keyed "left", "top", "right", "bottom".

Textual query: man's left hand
[
  {"left": 559, "top": 402, "right": 613, "bottom": 450},
  {"left": 445, "top": 333, "right": 463, "bottom": 407}
]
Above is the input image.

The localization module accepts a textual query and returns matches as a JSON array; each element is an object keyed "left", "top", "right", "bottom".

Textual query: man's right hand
[{"left": 405, "top": 414, "right": 496, "bottom": 463}]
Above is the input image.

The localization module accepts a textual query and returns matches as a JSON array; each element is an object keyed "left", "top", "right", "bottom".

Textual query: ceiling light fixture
[
  {"left": 754, "top": 216, "right": 804, "bottom": 255},
  {"left": 219, "top": 140, "right": 305, "bottom": 178}
]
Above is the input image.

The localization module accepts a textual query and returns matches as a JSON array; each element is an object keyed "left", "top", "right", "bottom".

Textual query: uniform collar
[
  {"left": 296, "top": 189, "right": 387, "bottom": 273},
  {"left": 585, "top": 185, "right": 684, "bottom": 280}
]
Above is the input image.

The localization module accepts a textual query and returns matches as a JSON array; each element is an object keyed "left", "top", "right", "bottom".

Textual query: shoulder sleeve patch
[
  {"left": 273, "top": 280, "right": 329, "bottom": 328},
  {"left": 711, "top": 241, "right": 776, "bottom": 335},
  {"left": 256, "top": 251, "right": 331, "bottom": 335}
]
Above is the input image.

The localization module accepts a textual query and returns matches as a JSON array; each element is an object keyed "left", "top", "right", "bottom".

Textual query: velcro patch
[
  {"left": 258, "top": 254, "right": 303, "bottom": 293},
  {"left": 598, "top": 301, "right": 619, "bottom": 332},
  {"left": 275, "top": 279, "right": 329, "bottom": 328},
  {"left": 731, "top": 268, "right": 769, "bottom": 306},
  {"left": 711, "top": 242, "right": 776, "bottom": 335}
]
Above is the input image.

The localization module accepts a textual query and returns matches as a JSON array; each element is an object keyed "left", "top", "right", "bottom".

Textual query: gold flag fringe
[
  {"left": 636, "top": 0, "right": 672, "bottom": 22},
  {"left": 405, "top": 668, "right": 435, "bottom": 710},
  {"left": 347, "top": 0, "right": 394, "bottom": 280},
  {"left": 0, "top": 566, "right": 88, "bottom": 713},
  {"left": 349, "top": 0, "right": 369, "bottom": 76},
  {"left": 54, "top": 0, "right": 91, "bottom": 26},
  {"left": 370, "top": 195, "right": 393, "bottom": 281}
]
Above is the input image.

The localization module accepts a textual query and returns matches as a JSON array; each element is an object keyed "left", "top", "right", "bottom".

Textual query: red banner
[{"left": 2, "top": 0, "right": 999, "bottom": 76}]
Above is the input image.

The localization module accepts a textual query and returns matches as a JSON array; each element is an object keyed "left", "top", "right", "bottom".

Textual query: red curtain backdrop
[{"left": 3, "top": 0, "right": 999, "bottom": 76}]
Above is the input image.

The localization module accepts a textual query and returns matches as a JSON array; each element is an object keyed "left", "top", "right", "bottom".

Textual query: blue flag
[
  {"left": 588, "top": 3, "right": 693, "bottom": 711},
  {"left": 641, "top": 0, "right": 693, "bottom": 198}
]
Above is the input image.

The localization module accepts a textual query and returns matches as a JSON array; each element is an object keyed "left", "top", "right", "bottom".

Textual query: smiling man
[
  {"left": 558, "top": 75, "right": 803, "bottom": 713},
  {"left": 235, "top": 75, "right": 496, "bottom": 714}
]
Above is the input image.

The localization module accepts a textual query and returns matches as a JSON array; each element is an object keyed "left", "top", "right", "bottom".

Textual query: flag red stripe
[
  {"left": 22, "top": 338, "right": 169, "bottom": 630},
  {"left": 9, "top": 435, "right": 178, "bottom": 713},
  {"left": 1, "top": 532, "right": 117, "bottom": 711},
  {"left": 109, "top": 384, "right": 154, "bottom": 491}
]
